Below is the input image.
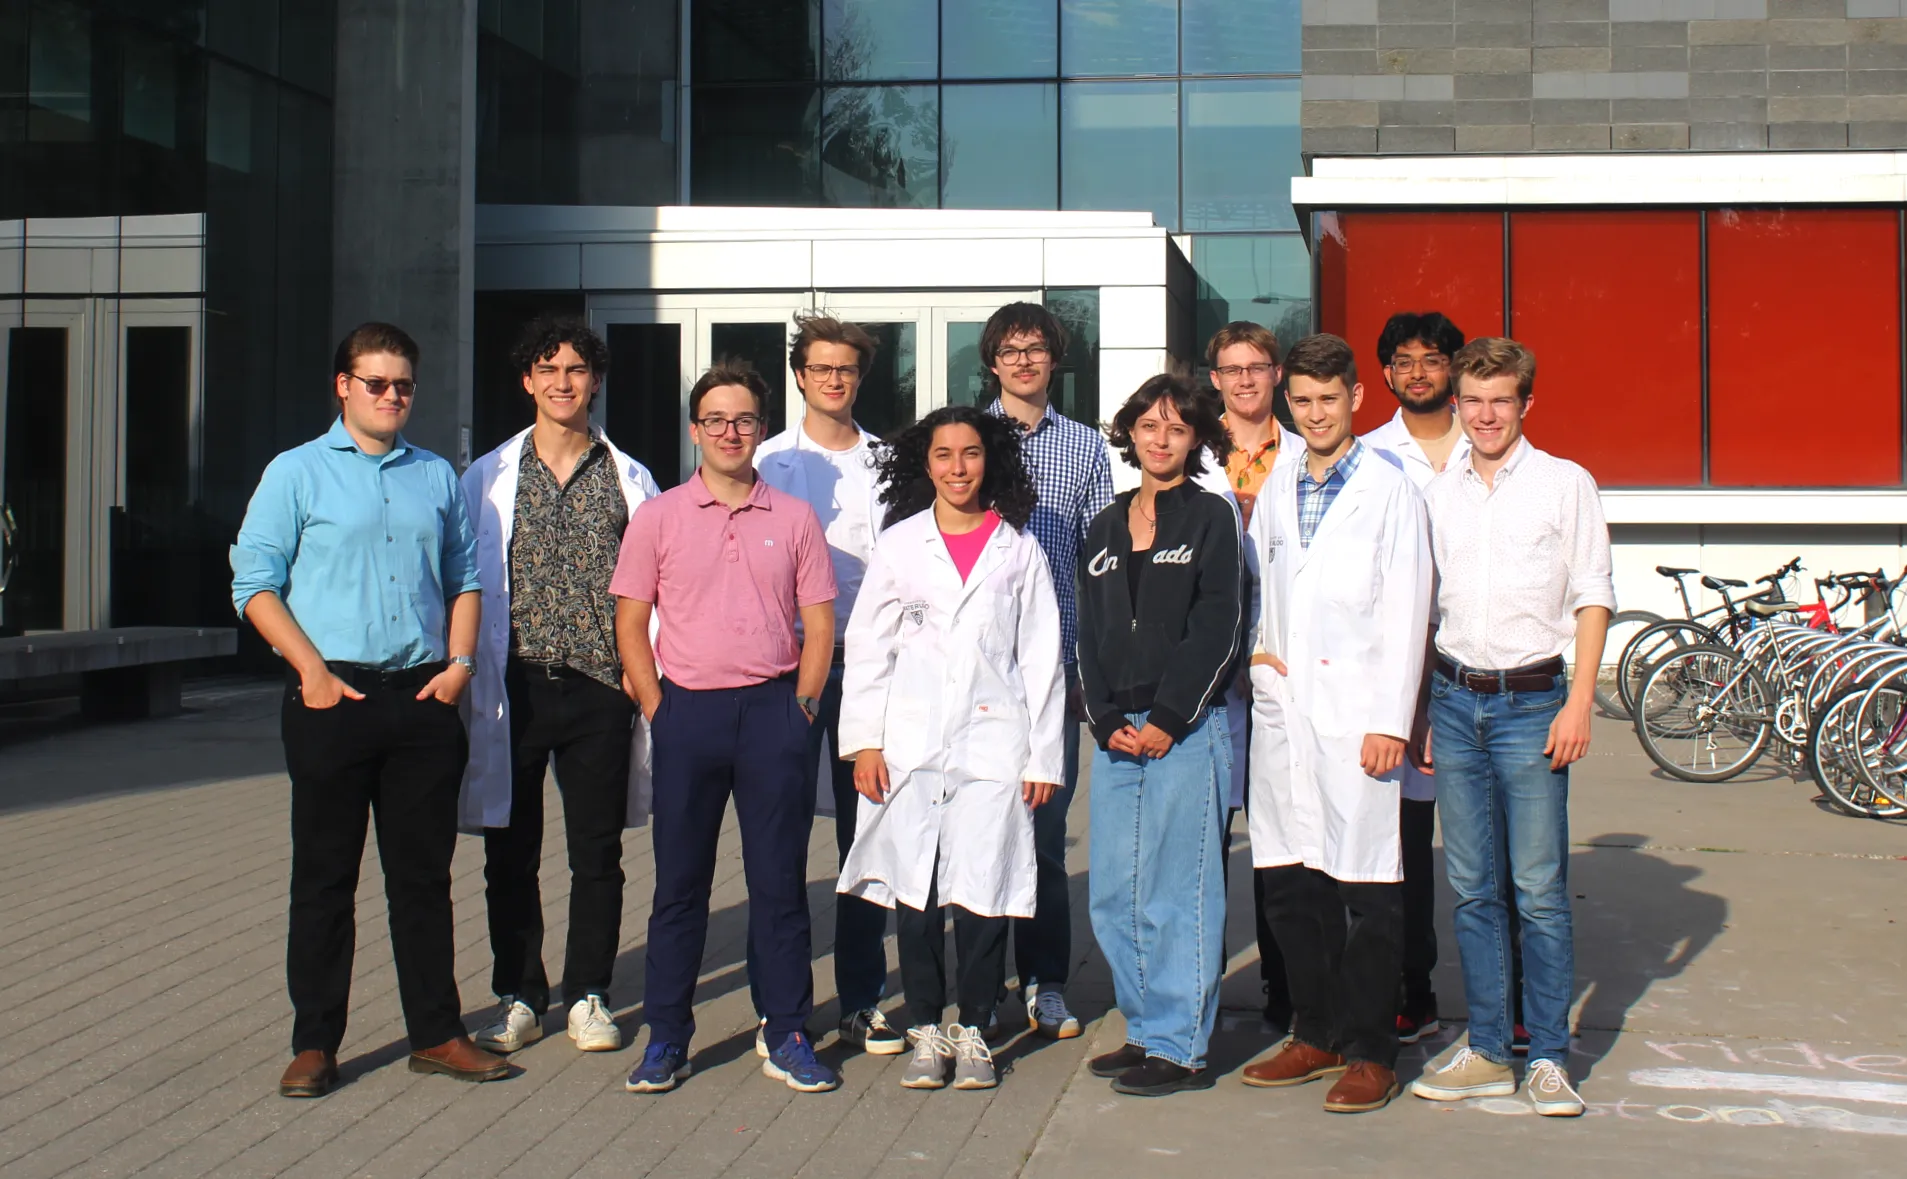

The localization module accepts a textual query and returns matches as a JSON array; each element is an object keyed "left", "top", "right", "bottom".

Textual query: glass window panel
[
  {"left": 693, "top": 0, "right": 820, "bottom": 83},
  {"left": 1191, "top": 234, "right": 1311, "bottom": 368},
  {"left": 123, "top": 35, "right": 178, "bottom": 148},
  {"left": 119, "top": 326, "right": 196, "bottom": 626},
  {"left": 2, "top": 326, "right": 67, "bottom": 632},
  {"left": 821, "top": 85, "right": 936, "bottom": 209},
  {"left": 942, "top": 0, "right": 1057, "bottom": 79},
  {"left": 824, "top": 0, "right": 935, "bottom": 81},
  {"left": 941, "top": 83, "right": 1056, "bottom": 210},
  {"left": 28, "top": 0, "right": 91, "bottom": 130},
  {"left": 1182, "top": 0, "right": 1300, "bottom": 75},
  {"left": 207, "top": 62, "right": 253, "bottom": 173},
  {"left": 708, "top": 322, "right": 791, "bottom": 438},
  {"left": 690, "top": 86, "right": 819, "bottom": 205},
  {"left": 1060, "top": 81, "right": 1176, "bottom": 230},
  {"left": 577, "top": 0, "right": 680, "bottom": 206},
  {"left": 0, "top": 4, "right": 24, "bottom": 218},
  {"left": 845, "top": 321, "right": 918, "bottom": 436},
  {"left": 1061, "top": 0, "right": 1176, "bottom": 78},
  {"left": 118, "top": 32, "right": 204, "bottom": 215},
  {"left": 603, "top": 322, "right": 684, "bottom": 489},
  {"left": 207, "top": 0, "right": 278, "bottom": 74},
  {"left": 945, "top": 320, "right": 988, "bottom": 408},
  {"left": 278, "top": 0, "right": 336, "bottom": 96},
  {"left": 1044, "top": 288, "right": 1098, "bottom": 424},
  {"left": 1182, "top": 78, "right": 1301, "bottom": 233}
]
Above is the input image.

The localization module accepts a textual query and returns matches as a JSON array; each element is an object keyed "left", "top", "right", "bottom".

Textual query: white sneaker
[
  {"left": 901, "top": 1024, "right": 953, "bottom": 1089},
  {"left": 566, "top": 996, "right": 621, "bottom": 1052},
  {"left": 948, "top": 1024, "right": 998, "bottom": 1090},
  {"left": 755, "top": 1016, "right": 769, "bottom": 1059},
  {"left": 474, "top": 998, "right": 543, "bottom": 1053},
  {"left": 1527, "top": 1059, "right": 1585, "bottom": 1116}
]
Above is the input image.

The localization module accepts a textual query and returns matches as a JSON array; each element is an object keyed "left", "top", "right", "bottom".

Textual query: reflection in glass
[
  {"left": 846, "top": 322, "right": 918, "bottom": 437},
  {"left": 2, "top": 327, "right": 67, "bottom": 633},
  {"left": 1061, "top": 0, "right": 1176, "bottom": 78},
  {"left": 709, "top": 322, "right": 791, "bottom": 439},
  {"left": 577, "top": 0, "right": 680, "bottom": 206},
  {"left": 692, "top": 87, "right": 819, "bottom": 206},
  {"left": 122, "top": 36, "right": 179, "bottom": 148},
  {"left": 941, "top": 83, "right": 1056, "bottom": 210},
  {"left": 821, "top": 85, "right": 936, "bottom": 208},
  {"left": 207, "top": 63, "right": 254, "bottom": 173},
  {"left": 942, "top": 0, "right": 1058, "bottom": 79},
  {"left": 1061, "top": 81, "right": 1177, "bottom": 230},
  {"left": 694, "top": 0, "right": 820, "bottom": 83},
  {"left": 825, "top": 0, "right": 936, "bottom": 81},
  {"left": 278, "top": 0, "right": 337, "bottom": 97},
  {"left": 1183, "top": 0, "right": 1300, "bottom": 75},
  {"left": 1182, "top": 79, "right": 1301, "bottom": 232},
  {"left": 1190, "top": 234, "right": 1312, "bottom": 362},
  {"left": 28, "top": 0, "right": 91, "bottom": 129},
  {"left": 1045, "top": 288, "right": 1099, "bottom": 424},
  {"left": 945, "top": 321, "right": 988, "bottom": 408},
  {"left": 207, "top": 0, "right": 279, "bottom": 75}
]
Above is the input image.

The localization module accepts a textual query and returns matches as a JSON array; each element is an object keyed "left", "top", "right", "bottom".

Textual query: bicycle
[{"left": 1609, "top": 557, "right": 1800, "bottom": 721}]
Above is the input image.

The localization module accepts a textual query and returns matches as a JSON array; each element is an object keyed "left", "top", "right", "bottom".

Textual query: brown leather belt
[{"left": 1434, "top": 654, "right": 1565, "bottom": 694}]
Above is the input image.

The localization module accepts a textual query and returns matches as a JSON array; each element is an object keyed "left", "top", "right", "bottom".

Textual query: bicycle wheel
[
  {"left": 1596, "top": 609, "right": 1663, "bottom": 719},
  {"left": 1810, "top": 684, "right": 1907, "bottom": 818},
  {"left": 1633, "top": 644, "right": 1774, "bottom": 782},
  {"left": 1617, "top": 618, "right": 1718, "bottom": 722}
]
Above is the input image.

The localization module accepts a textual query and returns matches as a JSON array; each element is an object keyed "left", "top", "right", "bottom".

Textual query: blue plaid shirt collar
[{"left": 1295, "top": 438, "right": 1363, "bottom": 548}]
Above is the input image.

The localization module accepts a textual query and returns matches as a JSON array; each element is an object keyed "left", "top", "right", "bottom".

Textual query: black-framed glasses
[
  {"left": 801, "top": 363, "right": 862, "bottom": 382},
  {"left": 344, "top": 373, "right": 418, "bottom": 398},
  {"left": 1213, "top": 363, "right": 1276, "bottom": 380},
  {"left": 1390, "top": 354, "right": 1449, "bottom": 374},
  {"left": 696, "top": 414, "right": 763, "bottom": 437},
  {"left": 995, "top": 345, "right": 1052, "bottom": 364}
]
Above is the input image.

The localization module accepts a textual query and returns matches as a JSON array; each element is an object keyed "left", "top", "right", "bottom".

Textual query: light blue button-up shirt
[{"left": 231, "top": 417, "right": 481, "bottom": 669}]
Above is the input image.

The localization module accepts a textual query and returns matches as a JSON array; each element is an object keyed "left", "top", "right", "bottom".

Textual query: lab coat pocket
[{"left": 963, "top": 692, "right": 1030, "bottom": 783}]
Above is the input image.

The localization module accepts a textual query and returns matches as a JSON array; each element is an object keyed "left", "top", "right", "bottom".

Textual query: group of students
[{"left": 232, "top": 297, "right": 1611, "bottom": 1119}]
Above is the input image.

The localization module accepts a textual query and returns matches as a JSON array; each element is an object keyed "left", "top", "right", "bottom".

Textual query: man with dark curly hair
[{"left": 461, "top": 314, "right": 662, "bottom": 1058}]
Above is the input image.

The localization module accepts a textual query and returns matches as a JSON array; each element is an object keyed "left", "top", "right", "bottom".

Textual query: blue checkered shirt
[
  {"left": 985, "top": 398, "right": 1114, "bottom": 662},
  {"left": 1296, "top": 439, "right": 1364, "bottom": 548}
]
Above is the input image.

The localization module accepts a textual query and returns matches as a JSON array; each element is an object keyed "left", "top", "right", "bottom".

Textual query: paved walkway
[{"left": 0, "top": 681, "right": 1902, "bottom": 1177}]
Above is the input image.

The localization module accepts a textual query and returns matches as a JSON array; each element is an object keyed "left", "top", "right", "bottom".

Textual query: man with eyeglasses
[
  {"left": 611, "top": 365, "right": 841, "bottom": 1095},
  {"left": 1361, "top": 311, "right": 1469, "bottom": 1049},
  {"left": 233, "top": 323, "right": 505, "bottom": 1098},
  {"left": 756, "top": 313, "right": 905, "bottom": 1057},
  {"left": 979, "top": 301, "right": 1114, "bottom": 1042}
]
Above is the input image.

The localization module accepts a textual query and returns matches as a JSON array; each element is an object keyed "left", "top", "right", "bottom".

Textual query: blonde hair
[
  {"left": 1450, "top": 336, "right": 1536, "bottom": 400},
  {"left": 1205, "top": 321, "right": 1280, "bottom": 368}
]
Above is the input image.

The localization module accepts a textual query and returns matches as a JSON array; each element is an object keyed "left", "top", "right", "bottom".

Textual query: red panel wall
[
  {"left": 1510, "top": 212, "right": 1703, "bottom": 487},
  {"left": 1707, "top": 208, "right": 1901, "bottom": 487},
  {"left": 1316, "top": 211, "right": 1506, "bottom": 435}
]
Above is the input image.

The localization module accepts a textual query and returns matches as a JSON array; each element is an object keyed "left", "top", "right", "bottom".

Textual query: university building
[{"left": 2, "top": 1, "right": 1903, "bottom": 652}]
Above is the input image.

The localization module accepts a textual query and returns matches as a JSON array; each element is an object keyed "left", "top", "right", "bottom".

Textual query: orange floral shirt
[{"left": 1224, "top": 428, "right": 1281, "bottom": 528}]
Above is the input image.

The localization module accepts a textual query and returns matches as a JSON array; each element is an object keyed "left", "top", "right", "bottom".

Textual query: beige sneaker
[
  {"left": 1409, "top": 1046, "right": 1517, "bottom": 1101},
  {"left": 1527, "top": 1059, "right": 1585, "bottom": 1116}
]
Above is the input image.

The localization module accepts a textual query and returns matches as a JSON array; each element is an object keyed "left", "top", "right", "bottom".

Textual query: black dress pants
[
  {"left": 1258, "top": 864, "right": 1404, "bottom": 1069},
  {"left": 896, "top": 861, "right": 1009, "bottom": 1031},
  {"left": 482, "top": 659, "right": 635, "bottom": 1012},
  {"left": 1399, "top": 797, "right": 1439, "bottom": 1010},
  {"left": 283, "top": 675, "right": 467, "bottom": 1054}
]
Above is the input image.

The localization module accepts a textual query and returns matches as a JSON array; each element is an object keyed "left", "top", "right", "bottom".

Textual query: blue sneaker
[
  {"left": 624, "top": 1042, "right": 691, "bottom": 1093},
  {"left": 762, "top": 1031, "right": 839, "bottom": 1093}
]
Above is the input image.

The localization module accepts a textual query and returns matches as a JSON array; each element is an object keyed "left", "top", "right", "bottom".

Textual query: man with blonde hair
[{"left": 1409, "top": 337, "right": 1611, "bottom": 1118}]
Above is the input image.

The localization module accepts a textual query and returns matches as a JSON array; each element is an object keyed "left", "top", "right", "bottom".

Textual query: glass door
[
  {"left": 0, "top": 299, "right": 90, "bottom": 634},
  {"left": 112, "top": 300, "right": 204, "bottom": 626},
  {"left": 588, "top": 304, "right": 695, "bottom": 489},
  {"left": 820, "top": 291, "right": 1037, "bottom": 425}
]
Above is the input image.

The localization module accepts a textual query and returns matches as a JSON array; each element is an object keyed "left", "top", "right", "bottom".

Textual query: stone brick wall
[{"left": 1300, "top": 1, "right": 1907, "bottom": 153}]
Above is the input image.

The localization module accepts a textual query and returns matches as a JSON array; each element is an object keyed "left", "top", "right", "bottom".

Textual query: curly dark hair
[
  {"left": 510, "top": 314, "right": 611, "bottom": 377},
  {"left": 874, "top": 405, "right": 1037, "bottom": 531},
  {"left": 1105, "top": 373, "right": 1232, "bottom": 478}
]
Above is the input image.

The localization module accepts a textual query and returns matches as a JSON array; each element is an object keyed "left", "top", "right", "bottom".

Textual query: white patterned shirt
[{"left": 1423, "top": 438, "right": 1615, "bottom": 671}]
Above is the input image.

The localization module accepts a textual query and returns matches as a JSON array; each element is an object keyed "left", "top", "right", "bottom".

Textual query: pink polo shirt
[{"left": 610, "top": 469, "right": 836, "bottom": 690}]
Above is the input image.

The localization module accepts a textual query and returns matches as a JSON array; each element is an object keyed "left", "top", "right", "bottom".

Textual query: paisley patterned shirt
[{"left": 509, "top": 439, "right": 628, "bottom": 688}]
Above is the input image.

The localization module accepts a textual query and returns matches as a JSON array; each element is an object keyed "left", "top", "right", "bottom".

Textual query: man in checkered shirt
[{"left": 980, "top": 301, "right": 1113, "bottom": 1042}]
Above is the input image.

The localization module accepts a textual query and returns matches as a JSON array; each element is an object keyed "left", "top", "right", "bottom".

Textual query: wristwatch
[
  {"left": 796, "top": 694, "right": 821, "bottom": 720},
  {"left": 451, "top": 654, "right": 476, "bottom": 675}
]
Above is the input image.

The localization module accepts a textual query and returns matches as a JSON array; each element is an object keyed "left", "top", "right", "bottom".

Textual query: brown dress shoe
[
  {"left": 408, "top": 1035, "right": 511, "bottom": 1083},
  {"left": 279, "top": 1050, "right": 339, "bottom": 1098},
  {"left": 1323, "top": 1061, "right": 1400, "bottom": 1113},
  {"left": 1240, "top": 1040, "right": 1347, "bottom": 1088}
]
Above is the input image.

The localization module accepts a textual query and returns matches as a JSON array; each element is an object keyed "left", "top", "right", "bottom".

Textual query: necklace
[{"left": 1135, "top": 497, "right": 1156, "bottom": 525}]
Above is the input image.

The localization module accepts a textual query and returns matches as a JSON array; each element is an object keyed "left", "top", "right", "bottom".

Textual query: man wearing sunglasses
[
  {"left": 611, "top": 365, "right": 840, "bottom": 1095},
  {"left": 756, "top": 313, "right": 905, "bottom": 1057},
  {"left": 233, "top": 323, "right": 503, "bottom": 1097}
]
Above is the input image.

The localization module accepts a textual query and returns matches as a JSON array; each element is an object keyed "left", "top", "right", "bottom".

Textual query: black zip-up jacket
[{"left": 1076, "top": 481, "right": 1245, "bottom": 749}]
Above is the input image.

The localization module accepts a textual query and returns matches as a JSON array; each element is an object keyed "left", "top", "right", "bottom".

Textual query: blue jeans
[
  {"left": 1087, "top": 707, "right": 1230, "bottom": 1069},
  {"left": 1429, "top": 670, "right": 1573, "bottom": 1066}
]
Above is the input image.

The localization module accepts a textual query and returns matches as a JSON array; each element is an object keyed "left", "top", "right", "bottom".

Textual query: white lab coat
[
  {"left": 1191, "top": 423, "right": 1303, "bottom": 811},
  {"left": 1246, "top": 450, "right": 1431, "bottom": 882},
  {"left": 456, "top": 427, "right": 662, "bottom": 834},
  {"left": 1362, "top": 409, "right": 1469, "bottom": 803},
  {"left": 835, "top": 509, "right": 1066, "bottom": 917}
]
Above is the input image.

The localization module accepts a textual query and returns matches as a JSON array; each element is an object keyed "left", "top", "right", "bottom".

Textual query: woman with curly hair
[{"left": 835, "top": 404, "right": 1065, "bottom": 1093}]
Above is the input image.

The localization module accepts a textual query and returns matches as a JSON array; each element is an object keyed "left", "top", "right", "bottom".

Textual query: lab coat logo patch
[{"left": 902, "top": 600, "right": 928, "bottom": 627}]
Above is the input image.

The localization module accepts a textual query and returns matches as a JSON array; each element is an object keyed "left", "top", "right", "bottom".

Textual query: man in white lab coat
[{"left": 1238, "top": 334, "right": 1431, "bottom": 1115}]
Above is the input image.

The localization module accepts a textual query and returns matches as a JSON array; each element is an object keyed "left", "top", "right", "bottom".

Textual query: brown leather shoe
[
  {"left": 408, "top": 1035, "right": 511, "bottom": 1083},
  {"left": 1323, "top": 1061, "right": 1400, "bottom": 1112},
  {"left": 279, "top": 1050, "right": 339, "bottom": 1098},
  {"left": 1240, "top": 1039, "right": 1347, "bottom": 1088}
]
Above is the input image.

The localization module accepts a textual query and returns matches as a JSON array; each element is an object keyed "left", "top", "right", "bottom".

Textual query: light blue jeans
[
  {"left": 1430, "top": 670, "right": 1574, "bottom": 1066},
  {"left": 1087, "top": 707, "right": 1230, "bottom": 1070}
]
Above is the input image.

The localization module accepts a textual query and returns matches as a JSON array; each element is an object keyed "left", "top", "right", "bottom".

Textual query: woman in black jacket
[{"left": 1078, "top": 373, "right": 1244, "bottom": 1097}]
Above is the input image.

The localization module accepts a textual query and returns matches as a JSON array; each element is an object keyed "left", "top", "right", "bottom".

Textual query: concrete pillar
[{"left": 331, "top": 0, "right": 478, "bottom": 466}]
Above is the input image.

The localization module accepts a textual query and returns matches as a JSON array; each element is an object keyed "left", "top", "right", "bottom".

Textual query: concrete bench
[{"left": 0, "top": 627, "right": 237, "bottom": 719}]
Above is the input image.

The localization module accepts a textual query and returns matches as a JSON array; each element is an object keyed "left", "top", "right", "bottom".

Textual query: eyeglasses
[
  {"left": 801, "top": 363, "right": 862, "bottom": 382},
  {"left": 1213, "top": 363, "right": 1275, "bottom": 380},
  {"left": 344, "top": 373, "right": 418, "bottom": 398},
  {"left": 695, "top": 414, "right": 763, "bottom": 437},
  {"left": 995, "top": 345, "right": 1052, "bottom": 365},
  {"left": 1390, "top": 354, "right": 1449, "bottom": 374}
]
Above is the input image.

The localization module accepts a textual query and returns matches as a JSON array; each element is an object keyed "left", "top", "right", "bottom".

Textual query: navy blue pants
[{"left": 646, "top": 676, "right": 815, "bottom": 1049}]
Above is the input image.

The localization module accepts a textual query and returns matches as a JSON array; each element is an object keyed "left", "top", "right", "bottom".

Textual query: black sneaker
[
  {"left": 1089, "top": 1043, "right": 1148, "bottom": 1079},
  {"left": 839, "top": 1007, "right": 907, "bottom": 1056},
  {"left": 1396, "top": 996, "right": 1440, "bottom": 1045},
  {"left": 1111, "top": 1057, "right": 1215, "bottom": 1097}
]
